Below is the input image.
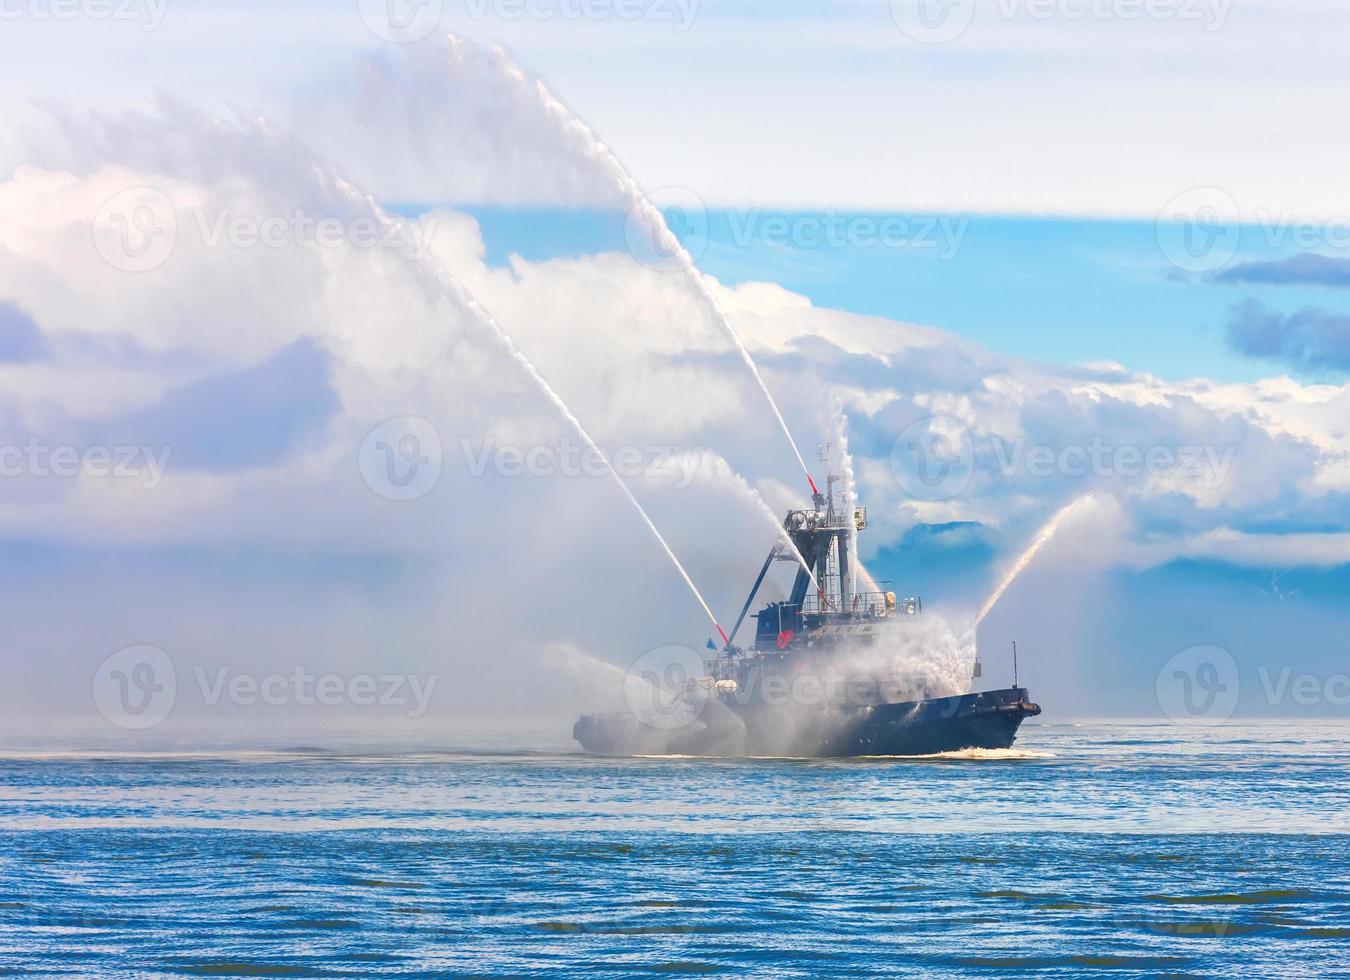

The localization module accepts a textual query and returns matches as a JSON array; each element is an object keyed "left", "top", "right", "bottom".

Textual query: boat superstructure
[{"left": 574, "top": 477, "right": 1040, "bottom": 757}]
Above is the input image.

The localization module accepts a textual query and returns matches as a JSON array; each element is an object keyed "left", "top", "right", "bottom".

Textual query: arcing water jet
[
  {"left": 831, "top": 402, "right": 860, "bottom": 598},
  {"left": 973, "top": 493, "right": 1097, "bottom": 630},
  {"left": 318, "top": 162, "right": 732, "bottom": 645},
  {"left": 828, "top": 401, "right": 885, "bottom": 597},
  {"left": 477, "top": 38, "right": 820, "bottom": 500},
  {"left": 416, "top": 237, "right": 729, "bottom": 643},
  {"left": 667, "top": 449, "right": 822, "bottom": 597},
  {"left": 546, "top": 643, "right": 696, "bottom": 728},
  {"left": 574, "top": 450, "right": 1045, "bottom": 756}
]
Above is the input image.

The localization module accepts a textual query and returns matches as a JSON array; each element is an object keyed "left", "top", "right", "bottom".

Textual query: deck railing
[{"left": 800, "top": 591, "right": 922, "bottom": 617}]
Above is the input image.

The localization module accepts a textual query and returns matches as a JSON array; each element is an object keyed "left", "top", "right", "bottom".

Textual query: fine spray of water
[
  {"left": 666, "top": 450, "right": 822, "bottom": 596},
  {"left": 829, "top": 401, "right": 885, "bottom": 597},
  {"left": 973, "top": 493, "right": 1097, "bottom": 630},
  {"left": 545, "top": 643, "right": 695, "bottom": 727},
  {"left": 831, "top": 403, "right": 860, "bottom": 598},
  {"left": 329, "top": 176, "right": 730, "bottom": 644},
  {"left": 856, "top": 561, "right": 884, "bottom": 597},
  {"left": 478, "top": 38, "right": 819, "bottom": 498},
  {"left": 834, "top": 616, "right": 974, "bottom": 702},
  {"left": 746, "top": 615, "right": 976, "bottom": 757}
]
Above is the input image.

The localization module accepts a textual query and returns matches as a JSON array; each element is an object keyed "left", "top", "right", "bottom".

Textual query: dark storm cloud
[
  {"left": 1225, "top": 300, "right": 1350, "bottom": 373},
  {"left": 82, "top": 337, "right": 341, "bottom": 472},
  {"left": 1212, "top": 252, "right": 1350, "bottom": 288},
  {"left": 0, "top": 301, "right": 48, "bottom": 363}
]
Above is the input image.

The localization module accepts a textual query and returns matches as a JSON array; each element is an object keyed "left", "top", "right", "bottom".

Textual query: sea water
[{"left": 1, "top": 722, "right": 1348, "bottom": 977}]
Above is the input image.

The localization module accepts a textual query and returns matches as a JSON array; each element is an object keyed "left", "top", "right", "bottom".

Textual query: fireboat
[{"left": 574, "top": 476, "right": 1041, "bottom": 757}]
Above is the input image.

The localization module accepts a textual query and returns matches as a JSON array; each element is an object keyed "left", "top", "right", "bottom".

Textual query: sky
[
  {"left": 8, "top": 0, "right": 1349, "bottom": 383},
  {"left": 456, "top": 205, "right": 1350, "bottom": 382},
  {"left": 1, "top": 3, "right": 1349, "bottom": 739},
  {"left": 5, "top": 0, "right": 1350, "bottom": 214}
]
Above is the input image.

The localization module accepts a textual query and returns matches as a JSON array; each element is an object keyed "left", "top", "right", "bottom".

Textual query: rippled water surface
[{"left": 2, "top": 723, "right": 1348, "bottom": 977}]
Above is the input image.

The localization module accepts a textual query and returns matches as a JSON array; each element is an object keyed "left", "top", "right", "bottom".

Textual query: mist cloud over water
[{"left": 2, "top": 36, "right": 1349, "bottom": 737}]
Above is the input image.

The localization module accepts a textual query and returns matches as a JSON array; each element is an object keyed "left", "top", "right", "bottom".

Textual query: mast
[
  {"left": 828, "top": 474, "right": 852, "bottom": 611},
  {"left": 725, "top": 544, "right": 783, "bottom": 650},
  {"left": 780, "top": 470, "right": 855, "bottom": 614}
]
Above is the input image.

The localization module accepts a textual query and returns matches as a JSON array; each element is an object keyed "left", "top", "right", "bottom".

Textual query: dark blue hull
[{"left": 574, "top": 687, "right": 1041, "bottom": 758}]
